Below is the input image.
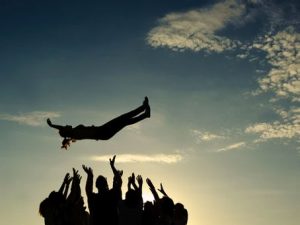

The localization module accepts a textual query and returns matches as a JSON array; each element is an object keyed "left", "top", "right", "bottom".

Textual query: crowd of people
[{"left": 39, "top": 155, "right": 188, "bottom": 225}]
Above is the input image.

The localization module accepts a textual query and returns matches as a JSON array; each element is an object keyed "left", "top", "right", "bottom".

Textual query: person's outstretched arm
[
  {"left": 146, "top": 178, "right": 160, "bottom": 202},
  {"left": 82, "top": 165, "right": 94, "bottom": 197},
  {"left": 58, "top": 173, "right": 71, "bottom": 197},
  {"left": 109, "top": 155, "right": 123, "bottom": 177},
  {"left": 47, "top": 118, "right": 64, "bottom": 130},
  {"left": 110, "top": 155, "right": 123, "bottom": 191},
  {"left": 68, "top": 168, "right": 82, "bottom": 202},
  {"left": 129, "top": 173, "right": 138, "bottom": 190},
  {"left": 136, "top": 175, "right": 143, "bottom": 196}
]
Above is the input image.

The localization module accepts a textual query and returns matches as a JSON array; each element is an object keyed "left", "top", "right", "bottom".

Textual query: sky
[{"left": 0, "top": 0, "right": 299, "bottom": 225}]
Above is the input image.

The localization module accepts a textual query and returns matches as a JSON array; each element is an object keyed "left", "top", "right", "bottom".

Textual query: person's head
[
  {"left": 125, "top": 189, "right": 141, "bottom": 207},
  {"left": 58, "top": 125, "right": 72, "bottom": 138},
  {"left": 159, "top": 196, "right": 174, "bottom": 217},
  {"left": 96, "top": 175, "right": 109, "bottom": 192},
  {"left": 173, "top": 203, "right": 188, "bottom": 225},
  {"left": 144, "top": 201, "right": 155, "bottom": 214},
  {"left": 39, "top": 198, "right": 49, "bottom": 217}
]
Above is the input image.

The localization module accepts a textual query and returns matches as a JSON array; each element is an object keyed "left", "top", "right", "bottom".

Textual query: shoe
[{"left": 143, "top": 96, "right": 149, "bottom": 107}]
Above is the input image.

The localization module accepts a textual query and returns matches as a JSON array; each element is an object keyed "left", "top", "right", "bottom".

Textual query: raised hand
[
  {"left": 146, "top": 178, "right": 154, "bottom": 190},
  {"left": 136, "top": 175, "right": 143, "bottom": 187},
  {"left": 63, "top": 173, "right": 72, "bottom": 185},
  {"left": 73, "top": 168, "right": 81, "bottom": 182},
  {"left": 158, "top": 183, "right": 168, "bottom": 197},
  {"left": 109, "top": 155, "right": 116, "bottom": 167},
  {"left": 82, "top": 165, "right": 93, "bottom": 176}
]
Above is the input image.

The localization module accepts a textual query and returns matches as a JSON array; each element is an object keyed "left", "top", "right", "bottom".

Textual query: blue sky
[{"left": 0, "top": 1, "right": 300, "bottom": 225}]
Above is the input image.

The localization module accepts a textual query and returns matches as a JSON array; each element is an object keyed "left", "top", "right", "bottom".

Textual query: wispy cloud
[
  {"left": 0, "top": 111, "right": 60, "bottom": 126},
  {"left": 216, "top": 142, "right": 246, "bottom": 152},
  {"left": 147, "top": 0, "right": 246, "bottom": 53},
  {"left": 90, "top": 153, "right": 183, "bottom": 164},
  {"left": 245, "top": 27, "right": 300, "bottom": 142},
  {"left": 245, "top": 107, "right": 300, "bottom": 141},
  {"left": 252, "top": 27, "right": 300, "bottom": 102},
  {"left": 191, "top": 129, "right": 225, "bottom": 142}
]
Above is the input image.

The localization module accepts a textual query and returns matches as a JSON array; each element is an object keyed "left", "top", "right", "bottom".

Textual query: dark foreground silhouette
[
  {"left": 47, "top": 97, "right": 150, "bottom": 149},
  {"left": 39, "top": 155, "right": 188, "bottom": 225}
]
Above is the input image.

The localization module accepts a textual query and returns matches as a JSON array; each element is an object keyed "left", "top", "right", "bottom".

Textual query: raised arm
[
  {"left": 47, "top": 118, "right": 64, "bottom": 130},
  {"left": 130, "top": 173, "right": 138, "bottom": 190},
  {"left": 68, "top": 168, "right": 82, "bottom": 202},
  {"left": 146, "top": 178, "right": 160, "bottom": 202},
  {"left": 58, "top": 173, "right": 71, "bottom": 197},
  {"left": 82, "top": 165, "right": 94, "bottom": 197},
  {"left": 109, "top": 155, "right": 123, "bottom": 176},
  {"left": 136, "top": 175, "right": 143, "bottom": 196}
]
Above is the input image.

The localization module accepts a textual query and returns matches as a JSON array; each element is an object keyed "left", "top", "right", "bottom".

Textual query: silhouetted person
[
  {"left": 118, "top": 173, "right": 143, "bottom": 225},
  {"left": 39, "top": 173, "right": 72, "bottom": 225},
  {"left": 82, "top": 155, "right": 122, "bottom": 225},
  {"left": 47, "top": 97, "right": 150, "bottom": 149},
  {"left": 146, "top": 179, "right": 178, "bottom": 225}
]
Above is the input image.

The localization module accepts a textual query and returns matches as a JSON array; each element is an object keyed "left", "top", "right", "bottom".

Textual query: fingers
[
  {"left": 82, "top": 165, "right": 93, "bottom": 175},
  {"left": 109, "top": 155, "right": 116, "bottom": 164}
]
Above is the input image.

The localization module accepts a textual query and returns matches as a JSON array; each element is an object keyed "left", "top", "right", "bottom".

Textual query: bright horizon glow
[{"left": 90, "top": 153, "right": 183, "bottom": 163}]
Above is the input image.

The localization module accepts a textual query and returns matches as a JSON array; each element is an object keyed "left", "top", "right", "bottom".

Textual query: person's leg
[
  {"left": 98, "top": 97, "right": 150, "bottom": 139},
  {"left": 102, "top": 97, "right": 149, "bottom": 127}
]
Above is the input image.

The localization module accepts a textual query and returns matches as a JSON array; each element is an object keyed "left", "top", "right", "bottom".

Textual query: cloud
[
  {"left": 252, "top": 27, "right": 300, "bottom": 102},
  {"left": 244, "top": 27, "right": 300, "bottom": 142},
  {"left": 245, "top": 107, "right": 300, "bottom": 141},
  {"left": 0, "top": 111, "right": 60, "bottom": 126},
  {"left": 147, "top": 0, "right": 246, "bottom": 53},
  {"left": 90, "top": 153, "right": 183, "bottom": 164},
  {"left": 216, "top": 142, "right": 246, "bottom": 152},
  {"left": 191, "top": 129, "right": 225, "bottom": 142}
]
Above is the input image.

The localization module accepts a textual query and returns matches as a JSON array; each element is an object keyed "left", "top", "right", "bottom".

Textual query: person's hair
[{"left": 61, "top": 138, "right": 71, "bottom": 149}]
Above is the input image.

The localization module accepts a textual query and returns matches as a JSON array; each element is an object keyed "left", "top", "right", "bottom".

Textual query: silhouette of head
[
  {"left": 59, "top": 125, "right": 72, "bottom": 138},
  {"left": 96, "top": 175, "right": 108, "bottom": 192},
  {"left": 125, "top": 189, "right": 141, "bottom": 207},
  {"left": 143, "top": 201, "right": 155, "bottom": 215},
  {"left": 174, "top": 203, "right": 188, "bottom": 225},
  {"left": 160, "top": 196, "right": 174, "bottom": 217},
  {"left": 39, "top": 198, "right": 49, "bottom": 217}
]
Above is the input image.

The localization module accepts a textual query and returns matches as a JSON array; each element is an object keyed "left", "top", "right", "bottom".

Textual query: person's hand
[
  {"left": 136, "top": 175, "right": 143, "bottom": 187},
  {"left": 73, "top": 168, "right": 82, "bottom": 183},
  {"left": 63, "top": 173, "right": 72, "bottom": 185},
  {"left": 146, "top": 178, "right": 155, "bottom": 190},
  {"left": 109, "top": 155, "right": 116, "bottom": 167},
  {"left": 158, "top": 183, "right": 167, "bottom": 196},
  {"left": 131, "top": 173, "right": 135, "bottom": 181},
  {"left": 82, "top": 165, "right": 93, "bottom": 176}
]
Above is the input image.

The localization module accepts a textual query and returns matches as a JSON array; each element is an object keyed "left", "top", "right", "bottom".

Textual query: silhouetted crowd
[{"left": 39, "top": 155, "right": 188, "bottom": 225}]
